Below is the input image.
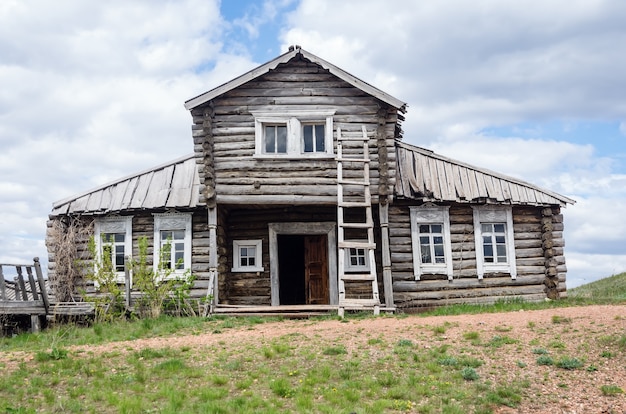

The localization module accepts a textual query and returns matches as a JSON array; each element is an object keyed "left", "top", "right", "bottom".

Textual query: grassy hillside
[{"left": 568, "top": 271, "right": 626, "bottom": 301}]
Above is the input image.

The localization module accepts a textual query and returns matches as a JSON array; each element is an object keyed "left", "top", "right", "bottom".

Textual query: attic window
[{"left": 252, "top": 109, "right": 335, "bottom": 158}]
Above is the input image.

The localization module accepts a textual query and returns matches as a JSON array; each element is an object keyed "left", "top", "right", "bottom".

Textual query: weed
[
  {"left": 551, "top": 315, "right": 572, "bottom": 324},
  {"left": 322, "top": 345, "right": 347, "bottom": 355},
  {"left": 397, "top": 339, "right": 413, "bottom": 347},
  {"left": 270, "top": 378, "right": 294, "bottom": 398},
  {"left": 600, "top": 385, "right": 624, "bottom": 396},
  {"left": 536, "top": 355, "right": 554, "bottom": 366},
  {"left": 488, "top": 335, "right": 519, "bottom": 348},
  {"left": 35, "top": 347, "right": 68, "bottom": 362},
  {"left": 600, "top": 350, "right": 614, "bottom": 358},
  {"left": 461, "top": 367, "right": 479, "bottom": 381},
  {"left": 516, "top": 361, "right": 527, "bottom": 368},
  {"left": 463, "top": 330, "right": 480, "bottom": 340},
  {"left": 555, "top": 357, "right": 584, "bottom": 370},
  {"left": 494, "top": 325, "right": 512, "bottom": 332},
  {"left": 532, "top": 348, "right": 549, "bottom": 355}
]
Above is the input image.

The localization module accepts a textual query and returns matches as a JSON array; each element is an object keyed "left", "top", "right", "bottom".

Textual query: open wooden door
[{"left": 304, "top": 235, "right": 329, "bottom": 304}]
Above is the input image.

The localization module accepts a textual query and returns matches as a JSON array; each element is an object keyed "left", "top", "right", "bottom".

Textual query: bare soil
[{"left": 3, "top": 304, "right": 625, "bottom": 413}]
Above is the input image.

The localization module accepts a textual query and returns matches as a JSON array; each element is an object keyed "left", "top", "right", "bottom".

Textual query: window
[
  {"left": 252, "top": 109, "right": 335, "bottom": 158},
  {"left": 232, "top": 240, "right": 264, "bottom": 272},
  {"left": 94, "top": 216, "right": 132, "bottom": 282},
  {"left": 153, "top": 213, "right": 192, "bottom": 276},
  {"left": 472, "top": 206, "right": 517, "bottom": 279},
  {"left": 410, "top": 205, "right": 453, "bottom": 280},
  {"left": 346, "top": 247, "right": 369, "bottom": 272}
]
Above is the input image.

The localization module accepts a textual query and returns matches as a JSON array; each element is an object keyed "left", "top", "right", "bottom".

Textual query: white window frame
[
  {"left": 153, "top": 212, "right": 192, "bottom": 278},
  {"left": 410, "top": 205, "right": 453, "bottom": 280},
  {"left": 94, "top": 216, "right": 133, "bottom": 283},
  {"left": 345, "top": 247, "right": 370, "bottom": 272},
  {"left": 472, "top": 206, "right": 517, "bottom": 279},
  {"left": 252, "top": 109, "right": 335, "bottom": 159},
  {"left": 232, "top": 240, "right": 264, "bottom": 272}
]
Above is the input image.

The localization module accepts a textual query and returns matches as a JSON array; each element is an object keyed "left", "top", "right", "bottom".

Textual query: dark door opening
[
  {"left": 278, "top": 234, "right": 329, "bottom": 305},
  {"left": 278, "top": 235, "right": 305, "bottom": 305}
]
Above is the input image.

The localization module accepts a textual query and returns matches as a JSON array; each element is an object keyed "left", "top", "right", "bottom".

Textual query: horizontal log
[
  {"left": 397, "top": 293, "right": 548, "bottom": 309},
  {"left": 393, "top": 273, "right": 545, "bottom": 293}
]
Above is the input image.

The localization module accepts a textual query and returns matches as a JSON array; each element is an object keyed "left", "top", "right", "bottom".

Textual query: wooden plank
[
  {"left": 26, "top": 266, "right": 39, "bottom": 301},
  {"left": 109, "top": 179, "right": 130, "bottom": 212},
  {"left": 16, "top": 267, "right": 28, "bottom": 301},
  {"left": 129, "top": 172, "right": 154, "bottom": 209},
  {"left": 0, "top": 265, "right": 6, "bottom": 300},
  {"left": 450, "top": 163, "right": 464, "bottom": 200},
  {"left": 167, "top": 160, "right": 196, "bottom": 207},
  {"left": 142, "top": 166, "right": 173, "bottom": 208},
  {"left": 120, "top": 176, "right": 139, "bottom": 210},
  {"left": 34, "top": 258, "right": 49, "bottom": 312}
]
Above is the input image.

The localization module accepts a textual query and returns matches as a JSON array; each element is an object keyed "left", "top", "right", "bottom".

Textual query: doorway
[
  {"left": 268, "top": 222, "right": 338, "bottom": 306},
  {"left": 278, "top": 235, "right": 329, "bottom": 305}
]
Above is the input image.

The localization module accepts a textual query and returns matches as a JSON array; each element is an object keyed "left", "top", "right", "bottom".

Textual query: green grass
[
  {"left": 0, "top": 273, "right": 624, "bottom": 413},
  {"left": 569, "top": 271, "right": 626, "bottom": 301}
]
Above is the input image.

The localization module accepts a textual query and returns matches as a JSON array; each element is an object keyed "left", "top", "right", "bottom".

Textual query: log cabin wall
[
  {"left": 46, "top": 210, "right": 211, "bottom": 300},
  {"left": 218, "top": 205, "right": 337, "bottom": 305},
  {"left": 388, "top": 202, "right": 566, "bottom": 309},
  {"left": 189, "top": 57, "right": 400, "bottom": 206}
]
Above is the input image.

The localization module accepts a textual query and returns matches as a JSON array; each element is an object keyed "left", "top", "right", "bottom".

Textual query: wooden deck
[{"left": 1, "top": 258, "right": 94, "bottom": 333}]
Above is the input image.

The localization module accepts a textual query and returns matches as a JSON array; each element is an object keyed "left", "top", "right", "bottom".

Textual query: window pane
[
  {"left": 114, "top": 234, "right": 125, "bottom": 243},
  {"left": 419, "top": 225, "right": 430, "bottom": 233},
  {"left": 276, "top": 126, "right": 287, "bottom": 153},
  {"left": 495, "top": 236, "right": 506, "bottom": 244},
  {"left": 431, "top": 224, "right": 442, "bottom": 233},
  {"left": 248, "top": 257, "right": 255, "bottom": 266},
  {"left": 264, "top": 126, "right": 275, "bottom": 152},
  {"left": 173, "top": 230, "right": 185, "bottom": 240},
  {"left": 315, "top": 125, "right": 325, "bottom": 151},
  {"left": 247, "top": 247, "right": 255, "bottom": 257},
  {"left": 481, "top": 223, "right": 492, "bottom": 233},
  {"left": 483, "top": 245, "right": 493, "bottom": 259},
  {"left": 494, "top": 224, "right": 505, "bottom": 233},
  {"left": 496, "top": 245, "right": 507, "bottom": 258},
  {"left": 303, "top": 125, "right": 313, "bottom": 152},
  {"left": 161, "top": 230, "right": 172, "bottom": 241},
  {"left": 434, "top": 244, "right": 444, "bottom": 257},
  {"left": 433, "top": 236, "right": 443, "bottom": 244},
  {"left": 420, "top": 244, "right": 432, "bottom": 264}
]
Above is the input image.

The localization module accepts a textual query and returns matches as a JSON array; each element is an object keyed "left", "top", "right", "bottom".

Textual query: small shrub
[
  {"left": 397, "top": 339, "right": 413, "bottom": 347},
  {"left": 536, "top": 355, "right": 554, "bottom": 366},
  {"left": 463, "top": 331, "right": 480, "bottom": 340},
  {"left": 555, "top": 357, "right": 583, "bottom": 370},
  {"left": 270, "top": 378, "right": 294, "bottom": 398},
  {"left": 600, "top": 385, "right": 624, "bottom": 396},
  {"left": 551, "top": 315, "right": 572, "bottom": 324},
  {"left": 35, "top": 347, "right": 68, "bottom": 362},
  {"left": 461, "top": 367, "right": 479, "bottom": 381},
  {"left": 532, "top": 348, "right": 549, "bottom": 355},
  {"left": 516, "top": 361, "right": 527, "bottom": 368},
  {"left": 437, "top": 356, "right": 458, "bottom": 366},
  {"left": 322, "top": 345, "right": 347, "bottom": 355}
]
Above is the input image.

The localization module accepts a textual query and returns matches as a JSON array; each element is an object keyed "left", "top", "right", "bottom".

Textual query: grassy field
[{"left": 0, "top": 272, "right": 624, "bottom": 413}]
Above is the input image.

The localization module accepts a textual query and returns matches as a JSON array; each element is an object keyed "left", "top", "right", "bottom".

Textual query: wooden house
[{"left": 46, "top": 46, "right": 574, "bottom": 314}]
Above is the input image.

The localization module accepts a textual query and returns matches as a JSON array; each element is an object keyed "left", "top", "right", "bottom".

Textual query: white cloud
[{"left": 1, "top": 0, "right": 625, "bottom": 291}]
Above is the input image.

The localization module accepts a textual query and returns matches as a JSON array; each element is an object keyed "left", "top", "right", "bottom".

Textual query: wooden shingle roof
[
  {"left": 50, "top": 155, "right": 200, "bottom": 216},
  {"left": 395, "top": 141, "right": 575, "bottom": 207},
  {"left": 184, "top": 46, "right": 407, "bottom": 112}
]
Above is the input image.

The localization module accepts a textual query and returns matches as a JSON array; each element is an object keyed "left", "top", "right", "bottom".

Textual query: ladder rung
[
  {"left": 340, "top": 273, "right": 376, "bottom": 281},
  {"left": 337, "top": 135, "right": 370, "bottom": 141},
  {"left": 339, "top": 241, "right": 376, "bottom": 249},
  {"left": 338, "top": 179, "right": 369, "bottom": 186},
  {"left": 338, "top": 201, "right": 371, "bottom": 208},
  {"left": 336, "top": 157, "right": 369, "bottom": 163},
  {"left": 339, "top": 222, "right": 372, "bottom": 229}
]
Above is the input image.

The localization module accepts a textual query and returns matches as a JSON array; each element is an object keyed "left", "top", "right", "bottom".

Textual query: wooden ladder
[{"left": 336, "top": 126, "right": 380, "bottom": 317}]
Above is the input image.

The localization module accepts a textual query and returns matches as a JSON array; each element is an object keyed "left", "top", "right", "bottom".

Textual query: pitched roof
[
  {"left": 184, "top": 46, "right": 407, "bottom": 111},
  {"left": 395, "top": 141, "right": 575, "bottom": 207},
  {"left": 50, "top": 155, "right": 200, "bottom": 216}
]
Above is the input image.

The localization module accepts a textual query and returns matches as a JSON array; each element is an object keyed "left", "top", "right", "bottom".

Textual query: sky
[{"left": 1, "top": 0, "right": 625, "bottom": 288}]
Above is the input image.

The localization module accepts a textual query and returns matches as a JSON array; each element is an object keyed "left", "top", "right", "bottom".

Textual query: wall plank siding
[{"left": 389, "top": 202, "right": 565, "bottom": 309}]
